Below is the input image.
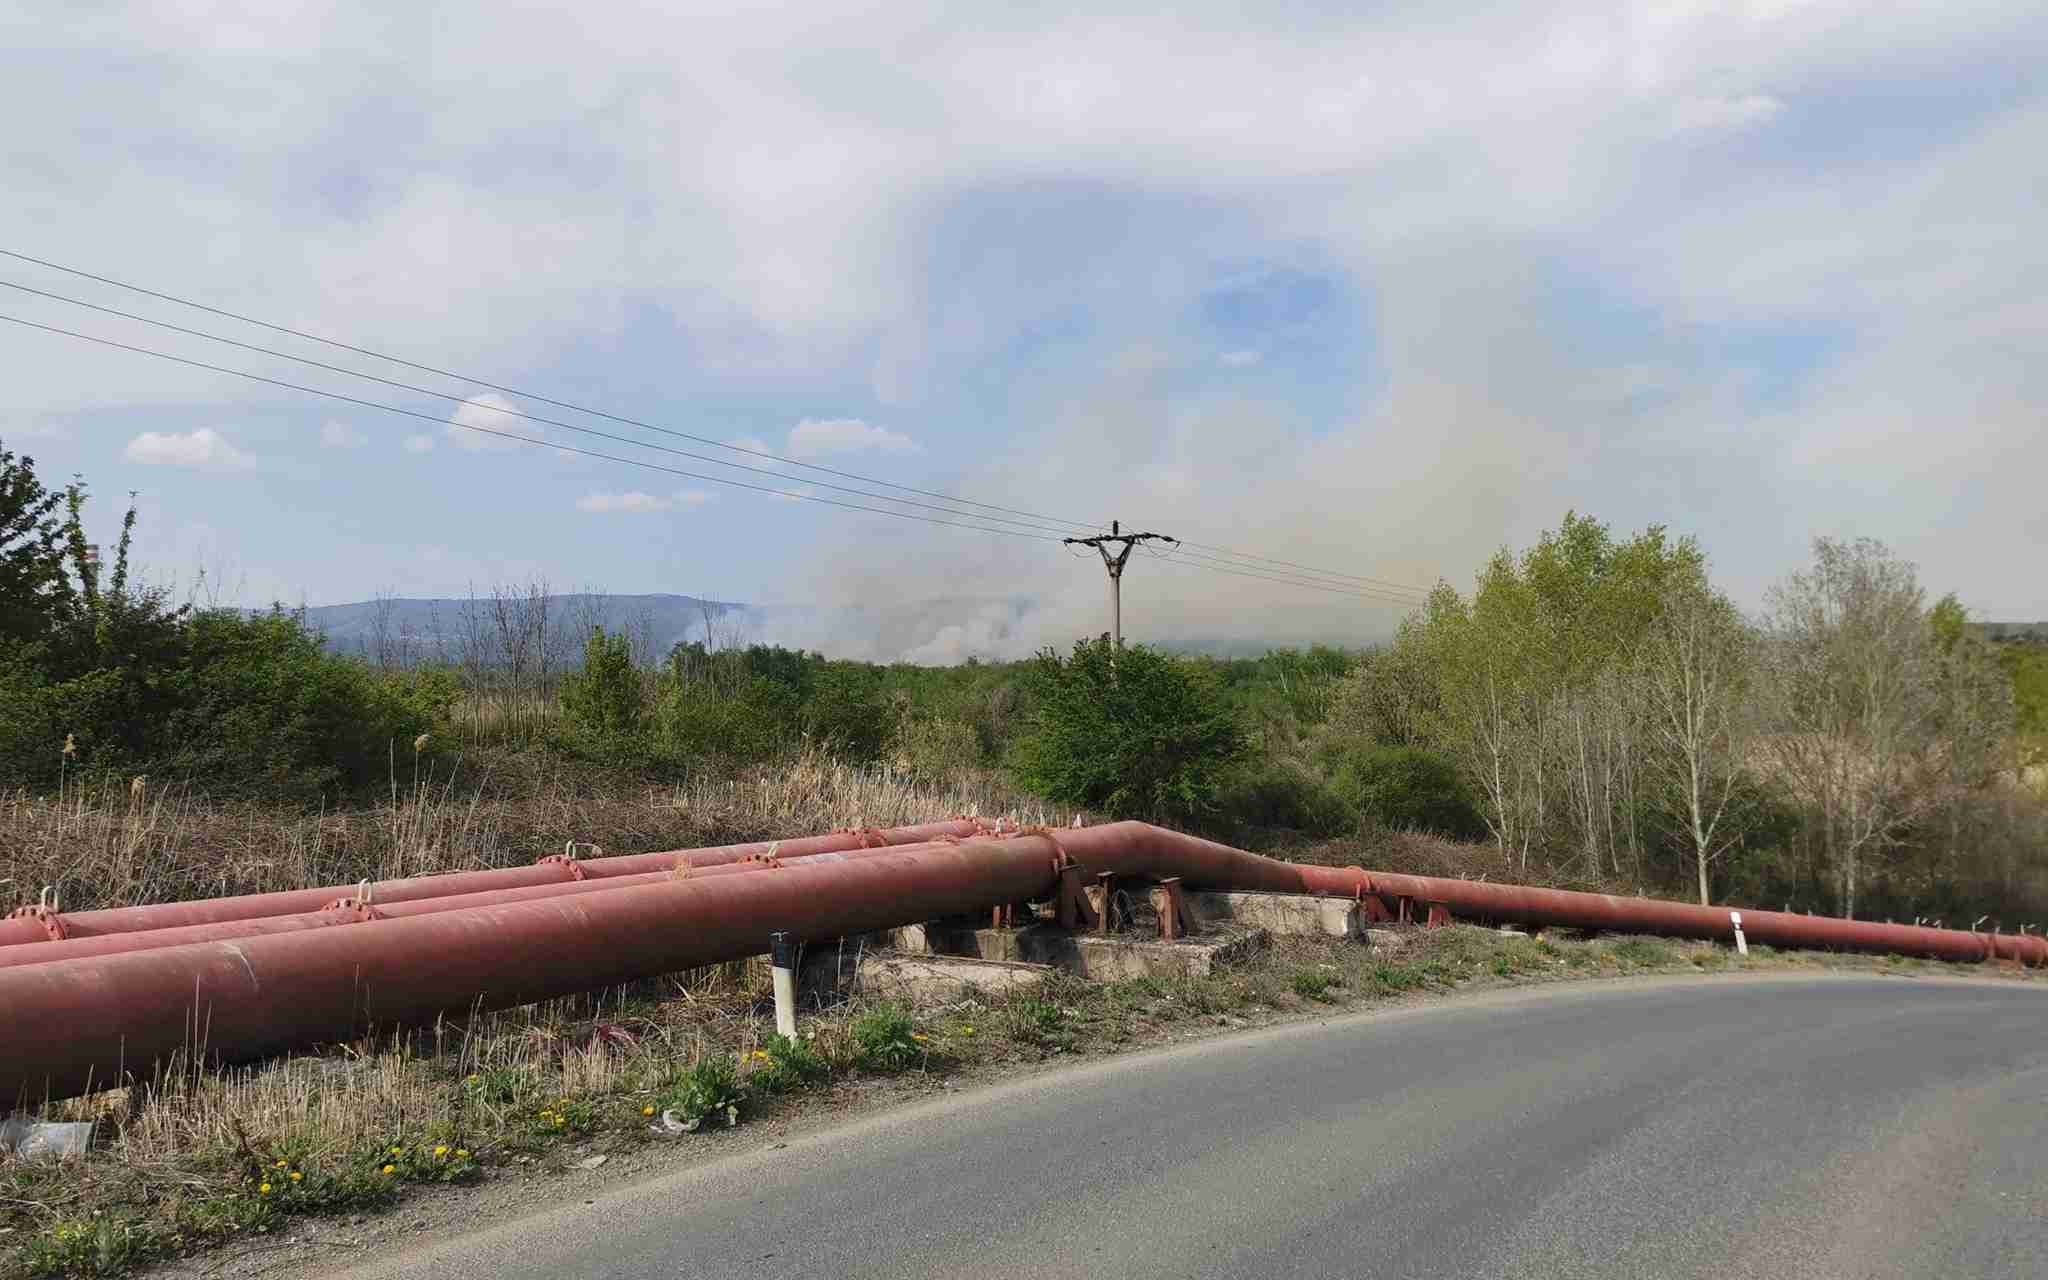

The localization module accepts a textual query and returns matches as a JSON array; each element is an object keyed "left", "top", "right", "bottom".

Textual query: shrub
[
  {"left": 1325, "top": 744, "right": 1485, "bottom": 838},
  {"left": 650, "top": 675, "right": 797, "bottom": 768},
  {"left": 1290, "top": 971, "right": 1336, "bottom": 1001},
  {"left": 152, "top": 610, "right": 456, "bottom": 799},
  {"left": 802, "top": 665, "right": 892, "bottom": 762},
  {"left": 1009, "top": 636, "right": 1246, "bottom": 820},
  {"left": 659, "top": 1054, "right": 745, "bottom": 1131},
  {"left": 851, "top": 1002, "right": 923, "bottom": 1071},
  {"left": 1365, "top": 962, "right": 1425, "bottom": 995},
  {"left": 1218, "top": 760, "right": 1356, "bottom": 835},
  {"left": 1001, "top": 996, "right": 1067, "bottom": 1046},
  {"left": 891, "top": 714, "right": 983, "bottom": 778},
  {"left": 558, "top": 626, "right": 644, "bottom": 747},
  {"left": 749, "top": 1034, "right": 830, "bottom": 1093}
]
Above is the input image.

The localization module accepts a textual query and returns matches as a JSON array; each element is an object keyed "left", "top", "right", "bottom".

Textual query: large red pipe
[
  {"left": 1051, "top": 822, "right": 2048, "bottom": 967},
  {"left": 0, "top": 835, "right": 1063, "bottom": 1105},
  {"left": 0, "top": 840, "right": 967, "bottom": 970},
  {"left": 6, "top": 822, "right": 2039, "bottom": 1105},
  {"left": 1353, "top": 867, "right": 2048, "bottom": 966},
  {"left": 0, "top": 818, "right": 989, "bottom": 946}
]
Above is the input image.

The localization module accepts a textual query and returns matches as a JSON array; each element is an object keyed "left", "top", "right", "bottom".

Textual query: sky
[{"left": 1, "top": 1, "right": 2042, "bottom": 661}]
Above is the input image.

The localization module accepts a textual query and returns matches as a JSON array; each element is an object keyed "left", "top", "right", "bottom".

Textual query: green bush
[
  {"left": 1290, "top": 971, "right": 1336, "bottom": 1001},
  {"left": 0, "top": 608, "right": 455, "bottom": 799},
  {"left": 558, "top": 626, "right": 644, "bottom": 747},
  {"left": 851, "top": 1002, "right": 923, "bottom": 1071},
  {"left": 152, "top": 610, "right": 456, "bottom": 798},
  {"left": 890, "top": 713, "right": 983, "bottom": 777},
  {"left": 659, "top": 1054, "right": 745, "bottom": 1131},
  {"left": 1365, "top": 962, "right": 1425, "bottom": 994},
  {"left": 750, "top": 1034, "right": 830, "bottom": 1093},
  {"left": 1325, "top": 744, "right": 1484, "bottom": 837},
  {"left": 650, "top": 675, "right": 797, "bottom": 768},
  {"left": 1218, "top": 760, "right": 1356, "bottom": 835},
  {"left": 1001, "top": 996, "right": 1067, "bottom": 1046},
  {"left": 801, "top": 665, "right": 892, "bottom": 761},
  {"left": 1009, "top": 636, "right": 1246, "bottom": 820}
]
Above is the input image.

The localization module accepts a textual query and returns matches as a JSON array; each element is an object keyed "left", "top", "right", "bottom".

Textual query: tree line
[
  {"left": 1324, "top": 514, "right": 2045, "bottom": 921},
  {"left": 7, "top": 439, "right": 2044, "bottom": 925}
]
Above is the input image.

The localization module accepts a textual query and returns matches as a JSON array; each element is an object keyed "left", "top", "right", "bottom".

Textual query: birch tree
[
  {"left": 1639, "top": 578, "right": 1754, "bottom": 904},
  {"left": 1759, "top": 538, "right": 1938, "bottom": 919}
]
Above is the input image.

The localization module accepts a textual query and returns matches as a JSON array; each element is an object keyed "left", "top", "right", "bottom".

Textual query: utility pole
[{"left": 1064, "top": 520, "right": 1174, "bottom": 656}]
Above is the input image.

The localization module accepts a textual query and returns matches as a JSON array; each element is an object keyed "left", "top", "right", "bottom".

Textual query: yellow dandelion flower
[
  {"left": 259, "top": 1183, "right": 272, "bottom": 1195},
  {"left": 753, "top": 1050, "right": 769, "bottom": 1060},
  {"left": 455, "top": 1149, "right": 469, "bottom": 1159},
  {"left": 274, "top": 1159, "right": 287, "bottom": 1168},
  {"left": 381, "top": 1164, "right": 396, "bottom": 1175},
  {"left": 466, "top": 1074, "right": 479, "bottom": 1085},
  {"left": 390, "top": 1146, "right": 402, "bottom": 1156},
  {"left": 553, "top": 1114, "right": 565, "bottom": 1126},
  {"left": 434, "top": 1145, "right": 449, "bottom": 1158},
  {"left": 960, "top": 1026, "right": 975, "bottom": 1035},
  {"left": 289, "top": 1172, "right": 303, "bottom": 1183},
  {"left": 641, "top": 1105, "right": 655, "bottom": 1117},
  {"left": 911, "top": 1033, "right": 928, "bottom": 1042}
]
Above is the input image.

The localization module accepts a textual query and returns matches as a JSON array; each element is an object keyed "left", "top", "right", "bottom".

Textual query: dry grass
[{"left": 0, "top": 747, "right": 1065, "bottom": 916}]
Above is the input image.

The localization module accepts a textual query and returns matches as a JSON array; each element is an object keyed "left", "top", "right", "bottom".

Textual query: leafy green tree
[
  {"left": 1637, "top": 577, "right": 1757, "bottom": 904},
  {"left": 0, "top": 440, "right": 73, "bottom": 649},
  {"left": 559, "top": 626, "right": 644, "bottom": 745},
  {"left": 801, "top": 664, "right": 891, "bottom": 761},
  {"left": 1009, "top": 636, "right": 1245, "bottom": 820},
  {"left": 1411, "top": 512, "right": 1705, "bottom": 872},
  {"left": 1758, "top": 537, "right": 1942, "bottom": 919}
]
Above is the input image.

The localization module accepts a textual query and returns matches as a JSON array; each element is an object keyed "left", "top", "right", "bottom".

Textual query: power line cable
[
  {"left": 0, "top": 246, "right": 1105, "bottom": 539},
  {"left": 1141, "top": 543, "right": 1424, "bottom": 606},
  {"left": 0, "top": 279, "right": 1085, "bottom": 540},
  {"left": 1150, "top": 541, "right": 1429, "bottom": 602},
  {"left": 1167, "top": 537, "right": 1433, "bottom": 595},
  {"left": 4, "top": 305, "right": 1425, "bottom": 609},
  {"left": 0, "top": 312, "right": 1071, "bottom": 545},
  {"left": 0, "top": 246, "right": 1435, "bottom": 594}
]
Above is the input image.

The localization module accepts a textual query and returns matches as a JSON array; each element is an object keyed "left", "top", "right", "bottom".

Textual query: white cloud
[
  {"left": 447, "top": 394, "right": 531, "bottom": 451},
  {"left": 1668, "top": 94, "right": 1785, "bottom": 136},
  {"left": 731, "top": 437, "right": 783, "bottom": 466},
  {"left": 576, "top": 491, "right": 672, "bottom": 513},
  {"left": 1219, "top": 349, "right": 1263, "bottom": 368},
  {"left": 123, "top": 428, "right": 251, "bottom": 469},
  {"left": 787, "top": 418, "right": 917, "bottom": 457},
  {"left": 403, "top": 434, "right": 435, "bottom": 454},
  {"left": 321, "top": 420, "right": 367, "bottom": 448},
  {"left": 675, "top": 488, "right": 715, "bottom": 506}
]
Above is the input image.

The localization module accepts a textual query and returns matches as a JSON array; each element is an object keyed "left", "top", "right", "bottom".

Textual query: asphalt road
[{"left": 339, "top": 975, "right": 2048, "bottom": 1280}]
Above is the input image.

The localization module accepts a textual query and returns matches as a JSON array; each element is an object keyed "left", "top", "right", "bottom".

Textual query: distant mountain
[
  {"left": 296, "top": 593, "right": 744, "bottom": 665},
  {"left": 1972, "top": 621, "right": 2048, "bottom": 644}
]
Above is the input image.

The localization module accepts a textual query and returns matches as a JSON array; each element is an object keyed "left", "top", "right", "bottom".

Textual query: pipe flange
[
  {"left": 536, "top": 853, "right": 588, "bottom": 881},
  {"left": 318, "top": 897, "right": 385, "bottom": 923},
  {"left": 5, "top": 902, "right": 67, "bottom": 941}
]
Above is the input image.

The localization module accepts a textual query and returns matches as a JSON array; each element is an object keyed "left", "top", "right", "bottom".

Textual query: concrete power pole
[{"left": 1064, "top": 521, "right": 1174, "bottom": 657}]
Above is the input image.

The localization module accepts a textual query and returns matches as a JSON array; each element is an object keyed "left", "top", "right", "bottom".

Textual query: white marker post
[
  {"left": 1730, "top": 911, "right": 1749, "bottom": 957},
  {"left": 770, "top": 931, "right": 798, "bottom": 1039}
]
